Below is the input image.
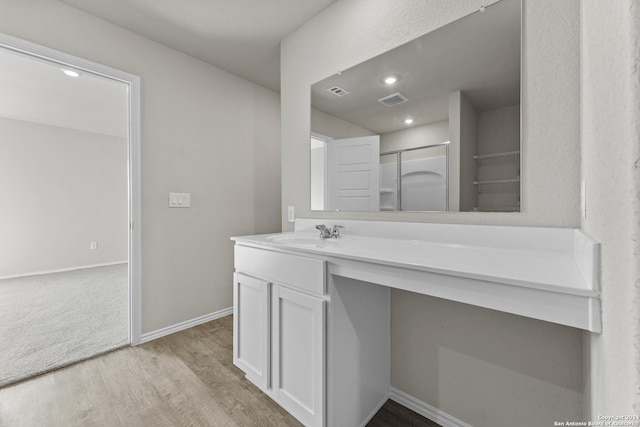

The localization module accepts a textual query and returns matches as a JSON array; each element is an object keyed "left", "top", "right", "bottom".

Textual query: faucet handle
[{"left": 330, "top": 225, "right": 344, "bottom": 238}]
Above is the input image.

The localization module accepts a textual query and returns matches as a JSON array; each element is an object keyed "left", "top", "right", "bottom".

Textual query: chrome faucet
[{"left": 316, "top": 224, "right": 344, "bottom": 239}]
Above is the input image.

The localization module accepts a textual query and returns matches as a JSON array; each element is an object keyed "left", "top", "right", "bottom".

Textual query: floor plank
[{"left": 0, "top": 315, "right": 440, "bottom": 427}]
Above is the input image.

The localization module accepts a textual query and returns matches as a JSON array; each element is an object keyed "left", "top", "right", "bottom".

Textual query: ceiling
[
  {"left": 58, "top": 0, "right": 338, "bottom": 92},
  {"left": 0, "top": 48, "right": 128, "bottom": 138},
  {"left": 311, "top": 0, "right": 521, "bottom": 135}
]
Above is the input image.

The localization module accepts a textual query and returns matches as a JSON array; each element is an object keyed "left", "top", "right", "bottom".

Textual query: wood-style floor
[{"left": 0, "top": 315, "right": 440, "bottom": 427}]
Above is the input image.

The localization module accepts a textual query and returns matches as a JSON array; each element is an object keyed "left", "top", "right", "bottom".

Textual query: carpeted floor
[{"left": 0, "top": 264, "right": 129, "bottom": 387}]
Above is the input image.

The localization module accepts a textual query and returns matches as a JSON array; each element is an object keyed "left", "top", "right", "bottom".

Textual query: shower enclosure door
[{"left": 379, "top": 143, "right": 449, "bottom": 212}]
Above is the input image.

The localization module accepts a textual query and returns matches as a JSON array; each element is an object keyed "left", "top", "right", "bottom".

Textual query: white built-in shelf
[
  {"left": 473, "top": 150, "right": 521, "bottom": 160},
  {"left": 379, "top": 188, "right": 395, "bottom": 194},
  {"left": 380, "top": 206, "right": 395, "bottom": 211},
  {"left": 473, "top": 178, "right": 520, "bottom": 185}
]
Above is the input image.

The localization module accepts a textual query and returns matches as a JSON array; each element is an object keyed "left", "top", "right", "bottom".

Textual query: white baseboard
[
  {"left": 140, "top": 307, "right": 233, "bottom": 344},
  {"left": 389, "top": 387, "right": 473, "bottom": 427},
  {"left": 0, "top": 261, "right": 128, "bottom": 281}
]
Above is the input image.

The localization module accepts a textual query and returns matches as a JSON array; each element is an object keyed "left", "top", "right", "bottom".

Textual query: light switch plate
[
  {"left": 169, "top": 192, "right": 191, "bottom": 208},
  {"left": 287, "top": 205, "right": 295, "bottom": 222}
]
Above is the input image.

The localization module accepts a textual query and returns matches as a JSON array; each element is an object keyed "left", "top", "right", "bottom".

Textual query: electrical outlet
[
  {"left": 90, "top": 242, "right": 98, "bottom": 250},
  {"left": 581, "top": 180, "right": 586, "bottom": 219},
  {"left": 287, "top": 206, "right": 295, "bottom": 223}
]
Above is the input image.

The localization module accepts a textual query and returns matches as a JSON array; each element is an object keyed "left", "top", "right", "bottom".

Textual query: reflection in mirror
[
  {"left": 310, "top": 132, "right": 380, "bottom": 211},
  {"left": 380, "top": 144, "right": 449, "bottom": 212},
  {"left": 310, "top": 0, "right": 521, "bottom": 212}
]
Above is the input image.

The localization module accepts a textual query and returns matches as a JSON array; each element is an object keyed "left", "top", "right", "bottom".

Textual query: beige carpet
[{"left": 0, "top": 264, "right": 129, "bottom": 387}]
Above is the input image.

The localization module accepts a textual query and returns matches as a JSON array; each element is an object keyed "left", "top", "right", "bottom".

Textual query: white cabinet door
[
  {"left": 233, "top": 273, "right": 269, "bottom": 390},
  {"left": 272, "top": 285, "right": 325, "bottom": 427}
]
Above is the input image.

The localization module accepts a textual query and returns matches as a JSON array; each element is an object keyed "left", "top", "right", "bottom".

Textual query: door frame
[
  {"left": 310, "top": 131, "right": 332, "bottom": 210},
  {"left": 0, "top": 32, "right": 142, "bottom": 344}
]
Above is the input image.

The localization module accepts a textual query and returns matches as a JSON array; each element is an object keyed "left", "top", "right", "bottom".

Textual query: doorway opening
[{"left": 0, "top": 34, "right": 141, "bottom": 387}]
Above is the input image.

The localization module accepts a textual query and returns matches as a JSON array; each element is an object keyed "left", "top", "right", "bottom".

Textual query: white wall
[
  {"left": 0, "top": 0, "right": 282, "bottom": 334},
  {"left": 0, "top": 118, "right": 127, "bottom": 278},
  {"left": 311, "top": 107, "right": 375, "bottom": 139},
  {"left": 581, "top": 0, "right": 640, "bottom": 417},
  {"left": 281, "top": 0, "right": 584, "bottom": 425},
  {"left": 380, "top": 120, "right": 449, "bottom": 154}
]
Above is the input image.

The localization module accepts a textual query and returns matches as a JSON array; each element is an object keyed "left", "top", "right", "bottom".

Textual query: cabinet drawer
[{"left": 235, "top": 245, "right": 326, "bottom": 295}]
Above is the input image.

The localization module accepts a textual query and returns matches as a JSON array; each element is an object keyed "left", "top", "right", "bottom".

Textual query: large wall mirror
[{"left": 310, "top": 0, "right": 521, "bottom": 213}]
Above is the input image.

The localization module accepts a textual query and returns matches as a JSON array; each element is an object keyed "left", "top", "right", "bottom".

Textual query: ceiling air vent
[
  {"left": 327, "top": 85, "right": 350, "bottom": 97},
  {"left": 378, "top": 92, "right": 408, "bottom": 107}
]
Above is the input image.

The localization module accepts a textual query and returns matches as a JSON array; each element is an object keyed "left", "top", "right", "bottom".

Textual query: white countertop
[
  {"left": 232, "top": 232, "right": 595, "bottom": 297},
  {"left": 232, "top": 219, "right": 601, "bottom": 332}
]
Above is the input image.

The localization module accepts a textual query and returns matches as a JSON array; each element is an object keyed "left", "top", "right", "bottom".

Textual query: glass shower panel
[{"left": 399, "top": 145, "right": 448, "bottom": 211}]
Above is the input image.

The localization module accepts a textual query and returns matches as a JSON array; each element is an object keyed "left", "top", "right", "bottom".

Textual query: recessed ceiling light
[
  {"left": 383, "top": 75, "right": 398, "bottom": 85},
  {"left": 403, "top": 118, "right": 414, "bottom": 125},
  {"left": 62, "top": 69, "right": 80, "bottom": 77}
]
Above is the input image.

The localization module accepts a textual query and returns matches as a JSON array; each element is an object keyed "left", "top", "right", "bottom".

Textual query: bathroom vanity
[{"left": 231, "top": 219, "right": 600, "bottom": 427}]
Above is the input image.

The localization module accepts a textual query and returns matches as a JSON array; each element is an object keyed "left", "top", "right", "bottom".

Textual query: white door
[
  {"left": 233, "top": 273, "right": 270, "bottom": 389},
  {"left": 326, "top": 136, "right": 380, "bottom": 211},
  {"left": 272, "top": 285, "right": 325, "bottom": 427}
]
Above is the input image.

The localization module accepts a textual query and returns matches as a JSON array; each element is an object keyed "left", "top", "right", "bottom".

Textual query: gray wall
[
  {"left": 450, "top": 91, "right": 478, "bottom": 212},
  {"left": 581, "top": 0, "right": 640, "bottom": 416},
  {"left": 391, "top": 292, "right": 583, "bottom": 424},
  {"left": 478, "top": 104, "right": 520, "bottom": 156},
  {"left": 0, "top": 0, "right": 282, "bottom": 334},
  {"left": 380, "top": 120, "right": 449, "bottom": 154},
  {"left": 311, "top": 107, "right": 375, "bottom": 140},
  {"left": 0, "top": 118, "right": 127, "bottom": 278},
  {"left": 281, "top": 0, "right": 584, "bottom": 425}
]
